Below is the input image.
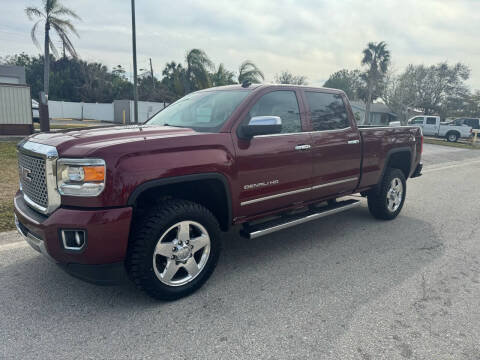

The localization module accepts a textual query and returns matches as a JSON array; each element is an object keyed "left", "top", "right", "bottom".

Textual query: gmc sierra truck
[{"left": 14, "top": 84, "right": 423, "bottom": 300}]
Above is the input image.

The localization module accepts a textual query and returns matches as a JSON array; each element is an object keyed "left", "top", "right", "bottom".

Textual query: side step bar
[{"left": 241, "top": 199, "right": 360, "bottom": 239}]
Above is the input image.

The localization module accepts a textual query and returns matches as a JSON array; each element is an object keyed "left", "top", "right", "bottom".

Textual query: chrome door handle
[
  {"left": 295, "top": 144, "right": 311, "bottom": 150},
  {"left": 347, "top": 140, "right": 360, "bottom": 145}
]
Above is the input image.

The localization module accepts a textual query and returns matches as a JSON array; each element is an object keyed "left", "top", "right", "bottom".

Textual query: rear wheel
[
  {"left": 367, "top": 168, "right": 406, "bottom": 220},
  {"left": 446, "top": 132, "right": 459, "bottom": 142},
  {"left": 126, "top": 199, "right": 221, "bottom": 300}
]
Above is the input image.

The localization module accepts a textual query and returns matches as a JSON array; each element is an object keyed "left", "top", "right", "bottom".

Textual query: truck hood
[{"left": 27, "top": 125, "right": 197, "bottom": 156}]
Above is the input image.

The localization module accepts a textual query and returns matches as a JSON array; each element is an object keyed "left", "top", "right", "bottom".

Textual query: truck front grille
[{"left": 18, "top": 152, "right": 48, "bottom": 209}]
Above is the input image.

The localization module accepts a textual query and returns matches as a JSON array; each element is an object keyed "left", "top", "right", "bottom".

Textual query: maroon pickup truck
[{"left": 14, "top": 84, "right": 423, "bottom": 300}]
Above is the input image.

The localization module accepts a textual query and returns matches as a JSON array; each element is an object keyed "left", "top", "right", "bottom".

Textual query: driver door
[{"left": 232, "top": 88, "right": 312, "bottom": 220}]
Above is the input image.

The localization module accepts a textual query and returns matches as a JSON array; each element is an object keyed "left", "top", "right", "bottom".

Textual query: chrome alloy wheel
[
  {"left": 152, "top": 221, "right": 211, "bottom": 287},
  {"left": 386, "top": 177, "right": 403, "bottom": 212}
]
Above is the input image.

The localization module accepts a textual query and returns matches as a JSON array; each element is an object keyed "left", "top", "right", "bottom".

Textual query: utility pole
[
  {"left": 149, "top": 58, "right": 155, "bottom": 89},
  {"left": 131, "top": 0, "right": 139, "bottom": 124}
]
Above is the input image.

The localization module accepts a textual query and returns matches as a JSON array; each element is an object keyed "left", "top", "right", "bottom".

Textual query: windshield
[{"left": 147, "top": 90, "right": 251, "bottom": 132}]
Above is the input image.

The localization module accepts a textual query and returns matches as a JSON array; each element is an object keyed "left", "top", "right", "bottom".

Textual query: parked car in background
[
  {"left": 408, "top": 115, "right": 472, "bottom": 142},
  {"left": 32, "top": 99, "right": 39, "bottom": 123},
  {"left": 14, "top": 84, "right": 423, "bottom": 300},
  {"left": 450, "top": 117, "right": 480, "bottom": 131}
]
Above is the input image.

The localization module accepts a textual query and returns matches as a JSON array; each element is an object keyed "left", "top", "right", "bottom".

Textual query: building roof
[
  {"left": 350, "top": 100, "right": 396, "bottom": 116},
  {"left": 0, "top": 65, "right": 26, "bottom": 85}
]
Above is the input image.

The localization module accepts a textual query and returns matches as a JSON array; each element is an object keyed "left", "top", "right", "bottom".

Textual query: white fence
[
  {"left": 135, "top": 101, "right": 166, "bottom": 123},
  {"left": 48, "top": 100, "right": 167, "bottom": 123},
  {"left": 83, "top": 103, "right": 114, "bottom": 122},
  {"left": 48, "top": 101, "right": 114, "bottom": 122}
]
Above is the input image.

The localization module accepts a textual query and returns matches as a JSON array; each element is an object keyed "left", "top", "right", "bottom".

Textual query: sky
[{"left": 1, "top": 0, "right": 480, "bottom": 89}]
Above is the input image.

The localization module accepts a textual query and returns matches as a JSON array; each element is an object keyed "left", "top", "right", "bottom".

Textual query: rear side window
[
  {"left": 411, "top": 117, "right": 424, "bottom": 124},
  {"left": 305, "top": 92, "right": 349, "bottom": 131},
  {"left": 247, "top": 91, "right": 301, "bottom": 133},
  {"left": 426, "top": 117, "right": 437, "bottom": 125}
]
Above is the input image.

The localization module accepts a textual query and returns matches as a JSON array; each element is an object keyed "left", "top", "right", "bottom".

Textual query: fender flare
[
  {"left": 127, "top": 172, "right": 233, "bottom": 227},
  {"left": 378, "top": 147, "right": 413, "bottom": 183}
]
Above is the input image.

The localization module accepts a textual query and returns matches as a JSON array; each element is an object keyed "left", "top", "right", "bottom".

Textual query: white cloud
[{"left": 1, "top": 0, "right": 479, "bottom": 89}]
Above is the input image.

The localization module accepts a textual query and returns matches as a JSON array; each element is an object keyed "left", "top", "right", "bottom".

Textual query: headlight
[{"left": 57, "top": 158, "right": 106, "bottom": 196}]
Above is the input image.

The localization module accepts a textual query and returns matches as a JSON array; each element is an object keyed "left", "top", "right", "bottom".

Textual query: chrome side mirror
[{"left": 240, "top": 116, "right": 282, "bottom": 138}]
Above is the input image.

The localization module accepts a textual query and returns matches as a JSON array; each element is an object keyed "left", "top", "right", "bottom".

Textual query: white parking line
[{"left": 423, "top": 159, "right": 480, "bottom": 174}]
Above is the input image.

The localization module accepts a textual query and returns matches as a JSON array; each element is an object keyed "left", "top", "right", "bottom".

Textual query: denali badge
[
  {"left": 19, "top": 166, "right": 32, "bottom": 182},
  {"left": 244, "top": 180, "right": 279, "bottom": 190}
]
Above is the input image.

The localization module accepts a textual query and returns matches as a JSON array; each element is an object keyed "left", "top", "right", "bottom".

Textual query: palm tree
[
  {"left": 26, "top": 0, "right": 81, "bottom": 95},
  {"left": 185, "top": 49, "right": 214, "bottom": 93},
  {"left": 162, "top": 61, "right": 187, "bottom": 97},
  {"left": 238, "top": 60, "right": 264, "bottom": 84},
  {"left": 212, "top": 63, "right": 236, "bottom": 86},
  {"left": 361, "top": 41, "right": 390, "bottom": 124}
]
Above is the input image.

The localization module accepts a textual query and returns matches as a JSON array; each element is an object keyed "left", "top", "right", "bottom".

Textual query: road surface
[{"left": 1, "top": 143, "right": 480, "bottom": 359}]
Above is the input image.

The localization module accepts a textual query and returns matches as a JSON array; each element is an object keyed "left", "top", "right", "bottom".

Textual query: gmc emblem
[{"left": 20, "top": 166, "right": 32, "bottom": 182}]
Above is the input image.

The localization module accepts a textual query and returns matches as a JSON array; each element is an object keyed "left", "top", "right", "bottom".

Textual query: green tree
[
  {"left": 382, "top": 70, "right": 417, "bottom": 124},
  {"left": 361, "top": 41, "right": 390, "bottom": 124},
  {"left": 323, "top": 69, "right": 363, "bottom": 99},
  {"left": 211, "top": 63, "right": 236, "bottom": 86},
  {"left": 25, "top": 0, "right": 81, "bottom": 96},
  {"left": 274, "top": 70, "right": 308, "bottom": 85},
  {"left": 162, "top": 61, "right": 187, "bottom": 98},
  {"left": 238, "top": 60, "right": 264, "bottom": 84}
]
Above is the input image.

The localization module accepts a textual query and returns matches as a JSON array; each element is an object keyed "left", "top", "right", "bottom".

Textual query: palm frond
[
  {"left": 186, "top": 49, "right": 214, "bottom": 71},
  {"left": 44, "top": 0, "right": 57, "bottom": 14},
  {"left": 51, "top": 5, "right": 81, "bottom": 20},
  {"left": 25, "top": 6, "right": 44, "bottom": 20},
  {"left": 49, "top": 16, "right": 80, "bottom": 37},
  {"left": 238, "top": 60, "right": 264, "bottom": 83},
  {"left": 51, "top": 22, "right": 79, "bottom": 58},
  {"left": 30, "top": 20, "right": 42, "bottom": 51},
  {"left": 48, "top": 36, "right": 59, "bottom": 58}
]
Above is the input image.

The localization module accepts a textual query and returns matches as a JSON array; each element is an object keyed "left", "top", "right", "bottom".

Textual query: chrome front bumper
[{"left": 15, "top": 214, "right": 56, "bottom": 263}]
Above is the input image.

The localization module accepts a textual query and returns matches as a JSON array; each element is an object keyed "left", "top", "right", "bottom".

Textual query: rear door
[
  {"left": 232, "top": 88, "right": 313, "bottom": 219},
  {"left": 424, "top": 116, "right": 438, "bottom": 135},
  {"left": 410, "top": 116, "right": 429, "bottom": 134},
  {"left": 303, "top": 90, "right": 361, "bottom": 199}
]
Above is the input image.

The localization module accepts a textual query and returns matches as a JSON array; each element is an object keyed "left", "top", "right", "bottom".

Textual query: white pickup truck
[{"left": 408, "top": 115, "right": 472, "bottom": 142}]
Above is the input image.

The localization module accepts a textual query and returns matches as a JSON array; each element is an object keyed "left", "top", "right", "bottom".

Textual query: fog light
[{"left": 61, "top": 230, "right": 86, "bottom": 251}]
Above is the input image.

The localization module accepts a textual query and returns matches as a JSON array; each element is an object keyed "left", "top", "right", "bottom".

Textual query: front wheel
[
  {"left": 126, "top": 200, "right": 221, "bottom": 300},
  {"left": 367, "top": 168, "right": 406, "bottom": 220}
]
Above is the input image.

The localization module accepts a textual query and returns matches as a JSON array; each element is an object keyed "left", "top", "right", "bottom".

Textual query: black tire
[
  {"left": 367, "top": 168, "right": 406, "bottom": 220},
  {"left": 446, "top": 132, "right": 459, "bottom": 142},
  {"left": 126, "top": 199, "right": 221, "bottom": 300}
]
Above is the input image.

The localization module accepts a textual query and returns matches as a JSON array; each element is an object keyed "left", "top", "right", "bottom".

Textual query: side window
[
  {"left": 426, "top": 117, "right": 437, "bottom": 125},
  {"left": 411, "top": 117, "right": 424, "bottom": 124},
  {"left": 247, "top": 91, "right": 301, "bottom": 134},
  {"left": 305, "top": 92, "right": 349, "bottom": 131}
]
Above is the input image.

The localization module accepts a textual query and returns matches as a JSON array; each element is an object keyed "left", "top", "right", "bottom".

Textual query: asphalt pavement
[{"left": 1, "top": 144, "right": 480, "bottom": 359}]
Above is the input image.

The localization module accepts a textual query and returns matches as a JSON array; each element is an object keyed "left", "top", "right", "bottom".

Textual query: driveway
[{"left": 1, "top": 144, "right": 480, "bottom": 359}]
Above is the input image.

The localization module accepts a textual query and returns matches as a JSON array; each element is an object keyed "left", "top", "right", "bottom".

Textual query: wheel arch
[
  {"left": 380, "top": 147, "right": 412, "bottom": 181},
  {"left": 127, "top": 173, "right": 233, "bottom": 231}
]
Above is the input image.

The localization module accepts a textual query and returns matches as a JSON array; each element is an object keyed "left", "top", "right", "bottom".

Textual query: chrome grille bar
[{"left": 17, "top": 140, "right": 61, "bottom": 215}]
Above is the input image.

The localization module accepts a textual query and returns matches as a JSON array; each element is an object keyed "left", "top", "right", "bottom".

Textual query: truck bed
[{"left": 356, "top": 125, "right": 422, "bottom": 189}]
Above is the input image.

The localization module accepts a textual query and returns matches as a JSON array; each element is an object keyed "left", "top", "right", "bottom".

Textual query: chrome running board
[{"left": 241, "top": 199, "right": 360, "bottom": 239}]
